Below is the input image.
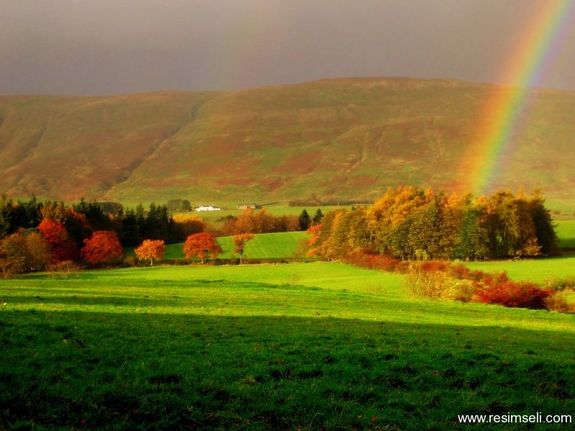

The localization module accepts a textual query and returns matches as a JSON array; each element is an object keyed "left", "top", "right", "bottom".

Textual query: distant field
[
  {"left": 165, "top": 231, "right": 308, "bottom": 260},
  {"left": 463, "top": 220, "right": 575, "bottom": 284},
  {"left": 556, "top": 220, "right": 575, "bottom": 249},
  {"left": 173, "top": 205, "right": 348, "bottom": 229},
  {"left": 465, "top": 254, "right": 575, "bottom": 284},
  {"left": 1, "top": 262, "right": 574, "bottom": 429}
]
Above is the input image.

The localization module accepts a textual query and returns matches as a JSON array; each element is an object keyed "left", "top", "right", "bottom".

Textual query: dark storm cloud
[{"left": 1, "top": 0, "right": 574, "bottom": 95}]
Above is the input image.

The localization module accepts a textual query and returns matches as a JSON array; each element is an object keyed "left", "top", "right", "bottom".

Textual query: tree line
[
  {"left": 308, "top": 187, "right": 558, "bottom": 261},
  {"left": 0, "top": 197, "right": 202, "bottom": 247},
  {"left": 0, "top": 197, "right": 205, "bottom": 277},
  {"left": 220, "top": 208, "right": 323, "bottom": 235},
  {"left": 0, "top": 197, "right": 324, "bottom": 277}
]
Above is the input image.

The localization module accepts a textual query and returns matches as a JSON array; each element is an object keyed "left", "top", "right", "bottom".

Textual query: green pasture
[
  {"left": 1, "top": 262, "right": 574, "bottom": 429},
  {"left": 465, "top": 255, "right": 575, "bottom": 284},
  {"left": 556, "top": 220, "right": 575, "bottom": 249},
  {"left": 165, "top": 231, "right": 308, "bottom": 260}
]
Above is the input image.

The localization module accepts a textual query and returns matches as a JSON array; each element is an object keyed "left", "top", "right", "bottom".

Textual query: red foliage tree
[
  {"left": 38, "top": 219, "right": 78, "bottom": 263},
  {"left": 135, "top": 239, "right": 165, "bottom": 266},
  {"left": 183, "top": 232, "right": 221, "bottom": 263},
  {"left": 233, "top": 233, "right": 254, "bottom": 264},
  {"left": 81, "top": 231, "right": 124, "bottom": 265}
]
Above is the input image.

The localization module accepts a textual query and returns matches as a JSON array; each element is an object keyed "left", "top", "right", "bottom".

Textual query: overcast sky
[{"left": 1, "top": 0, "right": 575, "bottom": 95}]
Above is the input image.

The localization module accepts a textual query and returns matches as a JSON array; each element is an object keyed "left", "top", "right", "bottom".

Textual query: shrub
[
  {"left": 543, "top": 277, "right": 575, "bottom": 292},
  {"left": 0, "top": 253, "right": 25, "bottom": 279},
  {"left": 442, "top": 279, "right": 476, "bottom": 302},
  {"left": 405, "top": 264, "right": 451, "bottom": 299},
  {"left": 123, "top": 255, "right": 137, "bottom": 267},
  {"left": 47, "top": 260, "right": 81, "bottom": 278},
  {"left": 343, "top": 250, "right": 406, "bottom": 273},
  {"left": 475, "top": 281, "right": 551, "bottom": 309},
  {"left": 447, "top": 264, "right": 471, "bottom": 280},
  {"left": 544, "top": 290, "right": 575, "bottom": 313},
  {"left": 418, "top": 260, "right": 450, "bottom": 273}
]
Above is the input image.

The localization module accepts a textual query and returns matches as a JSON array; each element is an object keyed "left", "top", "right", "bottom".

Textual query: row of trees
[
  {"left": 134, "top": 233, "right": 255, "bottom": 266},
  {"left": 220, "top": 208, "right": 323, "bottom": 235},
  {"left": 1, "top": 226, "right": 257, "bottom": 277},
  {"left": 308, "top": 187, "right": 558, "bottom": 261},
  {"left": 0, "top": 225, "right": 125, "bottom": 277},
  {"left": 0, "top": 197, "right": 208, "bottom": 277},
  {"left": 0, "top": 197, "right": 202, "bottom": 247}
]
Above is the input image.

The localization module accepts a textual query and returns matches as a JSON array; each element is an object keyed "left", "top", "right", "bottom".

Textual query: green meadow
[
  {"left": 556, "top": 220, "right": 575, "bottom": 249},
  {"left": 1, "top": 262, "right": 574, "bottom": 430},
  {"left": 165, "top": 231, "right": 308, "bottom": 260},
  {"left": 466, "top": 255, "right": 575, "bottom": 284}
]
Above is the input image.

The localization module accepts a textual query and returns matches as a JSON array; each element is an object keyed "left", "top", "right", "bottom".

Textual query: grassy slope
[
  {"left": 466, "top": 255, "right": 575, "bottom": 284},
  {"left": 165, "top": 231, "right": 307, "bottom": 260},
  {"left": 2, "top": 78, "right": 575, "bottom": 211},
  {"left": 0, "top": 262, "right": 574, "bottom": 429},
  {"left": 462, "top": 221, "right": 575, "bottom": 283},
  {"left": 0, "top": 92, "right": 219, "bottom": 201}
]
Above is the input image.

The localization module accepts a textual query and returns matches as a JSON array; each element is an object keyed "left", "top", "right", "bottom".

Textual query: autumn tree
[
  {"left": 24, "top": 231, "right": 51, "bottom": 271},
  {"left": 367, "top": 186, "right": 430, "bottom": 254},
  {"left": 0, "top": 230, "right": 50, "bottom": 277},
  {"left": 38, "top": 219, "right": 78, "bottom": 263},
  {"left": 233, "top": 233, "right": 254, "bottom": 263},
  {"left": 222, "top": 209, "right": 299, "bottom": 235},
  {"left": 0, "top": 232, "right": 28, "bottom": 277},
  {"left": 310, "top": 187, "right": 557, "bottom": 261},
  {"left": 135, "top": 239, "right": 165, "bottom": 266},
  {"left": 306, "top": 224, "right": 322, "bottom": 257},
  {"left": 183, "top": 232, "right": 221, "bottom": 263},
  {"left": 81, "top": 231, "right": 124, "bottom": 265}
]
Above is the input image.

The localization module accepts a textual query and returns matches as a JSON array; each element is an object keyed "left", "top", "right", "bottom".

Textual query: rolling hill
[{"left": 1, "top": 78, "right": 575, "bottom": 208}]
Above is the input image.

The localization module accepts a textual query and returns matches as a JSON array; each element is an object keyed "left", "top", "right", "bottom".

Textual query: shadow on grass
[{"left": 1, "top": 310, "right": 574, "bottom": 430}]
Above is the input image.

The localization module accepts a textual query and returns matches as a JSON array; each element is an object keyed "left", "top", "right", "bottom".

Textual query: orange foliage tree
[
  {"left": 223, "top": 209, "right": 299, "bottom": 235},
  {"left": 38, "top": 219, "right": 78, "bottom": 263},
  {"left": 81, "top": 231, "right": 124, "bottom": 265},
  {"left": 306, "top": 224, "right": 322, "bottom": 257},
  {"left": 233, "top": 233, "right": 254, "bottom": 263},
  {"left": 183, "top": 232, "right": 221, "bottom": 263},
  {"left": 135, "top": 239, "right": 165, "bottom": 266}
]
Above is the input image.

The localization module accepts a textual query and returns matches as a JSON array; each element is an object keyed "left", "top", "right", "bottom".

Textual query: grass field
[
  {"left": 556, "top": 220, "right": 575, "bottom": 249},
  {"left": 466, "top": 255, "right": 575, "bottom": 284},
  {"left": 165, "top": 231, "right": 308, "bottom": 260},
  {"left": 1, "top": 262, "right": 574, "bottom": 429}
]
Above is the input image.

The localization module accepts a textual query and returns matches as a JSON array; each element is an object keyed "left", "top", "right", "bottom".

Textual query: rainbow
[{"left": 465, "top": 0, "right": 574, "bottom": 195}]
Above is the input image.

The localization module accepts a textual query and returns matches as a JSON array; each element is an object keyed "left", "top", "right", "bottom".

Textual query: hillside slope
[{"left": 1, "top": 78, "right": 574, "bottom": 205}]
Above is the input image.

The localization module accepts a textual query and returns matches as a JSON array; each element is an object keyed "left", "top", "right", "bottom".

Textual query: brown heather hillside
[{"left": 1, "top": 78, "right": 575, "bottom": 208}]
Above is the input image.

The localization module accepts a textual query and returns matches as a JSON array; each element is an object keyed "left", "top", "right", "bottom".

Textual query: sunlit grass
[
  {"left": 1, "top": 262, "right": 574, "bottom": 429},
  {"left": 165, "top": 231, "right": 308, "bottom": 260},
  {"left": 465, "top": 254, "right": 575, "bottom": 284}
]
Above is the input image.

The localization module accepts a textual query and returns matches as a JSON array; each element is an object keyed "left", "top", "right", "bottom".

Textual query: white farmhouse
[{"left": 194, "top": 205, "right": 221, "bottom": 212}]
